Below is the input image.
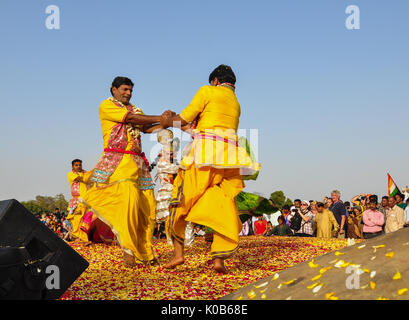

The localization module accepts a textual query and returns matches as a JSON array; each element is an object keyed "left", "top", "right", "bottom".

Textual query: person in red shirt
[{"left": 254, "top": 215, "right": 267, "bottom": 235}]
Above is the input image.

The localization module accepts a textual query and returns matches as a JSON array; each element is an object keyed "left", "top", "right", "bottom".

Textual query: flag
[{"left": 387, "top": 173, "right": 400, "bottom": 197}]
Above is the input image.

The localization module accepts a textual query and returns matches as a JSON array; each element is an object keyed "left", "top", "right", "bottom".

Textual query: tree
[
  {"left": 269, "top": 191, "right": 293, "bottom": 209},
  {"left": 21, "top": 200, "right": 44, "bottom": 215},
  {"left": 21, "top": 194, "right": 69, "bottom": 214}
]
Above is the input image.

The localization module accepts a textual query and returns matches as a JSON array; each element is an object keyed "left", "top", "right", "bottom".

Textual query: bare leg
[
  {"left": 164, "top": 239, "right": 185, "bottom": 268},
  {"left": 213, "top": 258, "right": 228, "bottom": 274}
]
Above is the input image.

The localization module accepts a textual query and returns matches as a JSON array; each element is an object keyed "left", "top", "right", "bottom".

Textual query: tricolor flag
[{"left": 387, "top": 173, "right": 401, "bottom": 197}]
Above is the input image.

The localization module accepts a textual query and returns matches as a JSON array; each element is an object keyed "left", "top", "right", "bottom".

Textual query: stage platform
[{"left": 60, "top": 235, "right": 349, "bottom": 300}]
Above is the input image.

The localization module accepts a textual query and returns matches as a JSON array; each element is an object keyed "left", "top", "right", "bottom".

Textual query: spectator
[
  {"left": 271, "top": 216, "right": 293, "bottom": 236},
  {"left": 378, "top": 195, "right": 388, "bottom": 217},
  {"left": 344, "top": 201, "right": 352, "bottom": 217},
  {"left": 310, "top": 201, "right": 318, "bottom": 216},
  {"left": 239, "top": 219, "right": 250, "bottom": 236},
  {"left": 404, "top": 201, "right": 409, "bottom": 228},
  {"left": 395, "top": 193, "right": 406, "bottom": 209},
  {"left": 351, "top": 193, "right": 367, "bottom": 212},
  {"left": 323, "top": 196, "right": 333, "bottom": 209},
  {"left": 62, "top": 217, "right": 73, "bottom": 241},
  {"left": 280, "top": 205, "right": 293, "bottom": 228},
  {"left": 294, "top": 200, "right": 314, "bottom": 237},
  {"left": 329, "top": 190, "right": 347, "bottom": 238},
  {"left": 385, "top": 196, "right": 405, "bottom": 233},
  {"left": 54, "top": 208, "right": 62, "bottom": 223},
  {"left": 313, "top": 202, "right": 339, "bottom": 238},
  {"left": 254, "top": 215, "right": 267, "bottom": 235},
  {"left": 291, "top": 199, "right": 302, "bottom": 213},
  {"left": 346, "top": 206, "right": 364, "bottom": 239},
  {"left": 362, "top": 195, "right": 384, "bottom": 239},
  {"left": 263, "top": 222, "right": 274, "bottom": 236}
]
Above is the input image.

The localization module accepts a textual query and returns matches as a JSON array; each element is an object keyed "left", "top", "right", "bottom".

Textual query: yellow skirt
[
  {"left": 66, "top": 202, "right": 89, "bottom": 243},
  {"left": 80, "top": 179, "right": 156, "bottom": 263},
  {"left": 166, "top": 166, "right": 244, "bottom": 259}
]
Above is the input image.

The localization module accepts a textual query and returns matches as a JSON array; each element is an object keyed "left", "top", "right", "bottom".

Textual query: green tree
[
  {"left": 54, "top": 193, "right": 68, "bottom": 211},
  {"left": 269, "top": 191, "right": 293, "bottom": 209},
  {"left": 21, "top": 194, "right": 69, "bottom": 214},
  {"left": 21, "top": 200, "right": 44, "bottom": 215}
]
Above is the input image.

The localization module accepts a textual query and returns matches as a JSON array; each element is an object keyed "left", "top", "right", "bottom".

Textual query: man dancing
[
  {"left": 161, "top": 65, "right": 260, "bottom": 274},
  {"left": 80, "top": 76, "right": 167, "bottom": 267},
  {"left": 67, "top": 159, "right": 115, "bottom": 244}
]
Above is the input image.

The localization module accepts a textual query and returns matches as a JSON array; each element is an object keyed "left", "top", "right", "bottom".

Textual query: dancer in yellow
[
  {"left": 161, "top": 65, "right": 260, "bottom": 273},
  {"left": 80, "top": 76, "right": 168, "bottom": 267},
  {"left": 66, "top": 159, "right": 92, "bottom": 242}
]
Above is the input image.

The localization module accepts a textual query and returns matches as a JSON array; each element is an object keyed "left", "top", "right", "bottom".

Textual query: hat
[{"left": 301, "top": 200, "right": 309, "bottom": 205}]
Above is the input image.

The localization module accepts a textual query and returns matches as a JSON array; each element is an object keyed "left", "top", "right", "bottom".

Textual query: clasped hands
[{"left": 160, "top": 110, "right": 176, "bottom": 129}]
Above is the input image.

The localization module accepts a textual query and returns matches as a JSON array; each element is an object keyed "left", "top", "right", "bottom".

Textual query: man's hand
[{"left": 160, "top": 110, "right": 176, "bottom": 128}]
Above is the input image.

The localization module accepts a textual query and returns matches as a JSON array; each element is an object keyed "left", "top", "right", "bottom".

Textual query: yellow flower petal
[
  {"left": 377, "top": 296, "right": 389, "bottom": 300},
  {"left": 335, "top": 251, "right": 345, "bottom": 256},
  {"left": 248, "top": 290, "right": 256, "bottom": 298},
  {"left": 393, "top": 271, "right": 401, "bottom": 280},
  {"left": 283, "top": 279, "right": 296, "bottom": 285},
  {"left": 261, "top": 294, "right": 267, "bottom": 299},
  {"left": 325, "top": 292, "right": 335, "bottom": 299},
  {"left": 308, "top": 259, "right": 319, "bottom": 268},
  {"left": 372, "top": 244, "right": 385, "bottom": 249},
  {"left": 398, "top": 288, "right": 408, "bottom": 296},
  {"left": 312, "top": 274, "right": 322, "bottom": 281},
  {"left": 370, "top": 281, "right": 376, "bottom": 290},
  {"left": 385, "top": 251, "right": 395, "bottom": 258},
  {"left": 320, "top": 266, "right": 332, "bottom": 274},
  {"left": 307, "top": 282, "right": 320, "bottom": 289}
]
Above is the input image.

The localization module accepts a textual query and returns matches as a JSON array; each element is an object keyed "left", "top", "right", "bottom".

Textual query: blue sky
[{"left": 1, "top": 0, "right": 408, "bottom": 204}]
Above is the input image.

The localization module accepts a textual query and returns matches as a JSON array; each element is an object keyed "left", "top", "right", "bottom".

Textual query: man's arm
[
  {"left": 141, "top": 123, "right": 163, "bottom": 134},
  {"left": 125, "top": 113, "right": 161, "bottom": 125},
  {"left": 160, "top": 114, "right": 188, "bottom": 129}
]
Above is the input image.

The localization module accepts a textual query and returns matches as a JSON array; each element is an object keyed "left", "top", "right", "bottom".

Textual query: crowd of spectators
[
  {"left": 240, "top": 190, "right": 409, "bottom": 240},
  {"left": 34, "top": 208, "right": 73, "bottom": 241}
]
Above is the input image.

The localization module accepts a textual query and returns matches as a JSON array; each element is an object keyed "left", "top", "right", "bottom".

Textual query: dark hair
[
  {"left": 368, "top": 195, "right": 378, "bottom": 203},
  {"left": 208, "top": 65, "right": 236, "bottom": 85},
  {"left": 71, "top": 159, "right": 82, "bottom": 166},
  {"left": 395, "top": 193, "right": 403, "bottom": 200},
  {"left": 344, "top": 201, "right": 350, "bottom": 207},
  {"left": 382, "top": 196, "right": 389, "bottom": 201},
  {"left": 111, "top": 76, "right": 134, "bottom": 95},
  {"left": 277, "top": 215, "right": 285, "bottom": 223},
  {"left": 282, "top": 205, "right": 290, "bottom": 211},
  {"left": 294, "top": 199, "right": 301, "bottom": 203},
  {"left": 317, "top": 202, "right": 325, "bottom": 208}
]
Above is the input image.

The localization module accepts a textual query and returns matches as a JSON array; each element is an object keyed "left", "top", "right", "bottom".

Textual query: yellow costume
[
  {"left": 66, "top": 170, "right": 90, "bottom": 242},
  {"left": 167, "top": 85, "right": 260, "bottom": 259},
  {"left": 80, "top": 98, "right": 157, "bottom": 263},
  {"left": 313, "top": 209, "right": 339, "bottom": 238}
]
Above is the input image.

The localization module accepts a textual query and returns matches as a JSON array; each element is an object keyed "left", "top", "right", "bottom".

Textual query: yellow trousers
[
  {"left": 166, "top": 166, "right": 244, "bottom": 259},
  {"left": 66, "top": 202, "right": 89, "bottom": 243}
]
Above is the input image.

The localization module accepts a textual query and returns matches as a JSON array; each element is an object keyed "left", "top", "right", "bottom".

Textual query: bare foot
[
  {"left": 164, "top": 255, "right": 185, "bottom": 269},
  {"left": 123, "top": 252, "right": 137, "bottom": 267},
  {"left": 213, "top": 258, "right": 228, "bottom": 274}
]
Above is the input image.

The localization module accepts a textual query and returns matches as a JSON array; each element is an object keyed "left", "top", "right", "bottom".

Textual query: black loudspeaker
[{"left": 0, "top": 199, "right": 89, "bottom": 300}]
